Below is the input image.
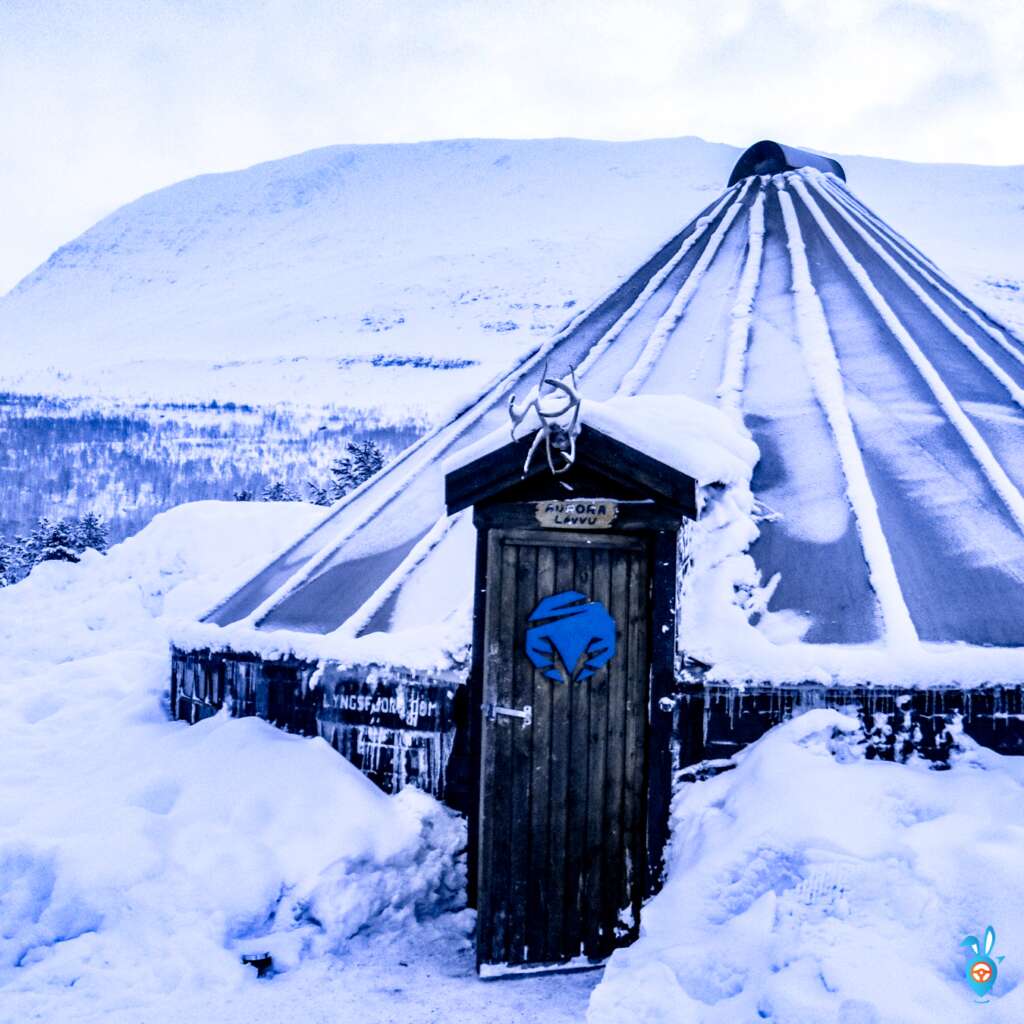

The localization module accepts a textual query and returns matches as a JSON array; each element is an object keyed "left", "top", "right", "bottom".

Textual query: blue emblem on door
[{"left": 525, "top": 591, "right": 617, "bottom": 684}]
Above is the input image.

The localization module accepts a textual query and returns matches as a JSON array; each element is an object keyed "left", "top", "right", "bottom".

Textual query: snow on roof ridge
[
  {"left": 718, "top": 186, "right": 767, "bottom": 423},
  {"left": 443, "top": 393, "right": 758, "bottom": 487},
  {"left": 618, "top": 178, "right": 754, "bottom": 396},
  {"left": 819, "top": 174, "right": 1024, "bottom": 366}
]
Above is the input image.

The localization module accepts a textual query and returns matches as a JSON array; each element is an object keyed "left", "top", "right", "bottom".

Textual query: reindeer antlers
[{"left": 508, "top": 364, "right": 582, "bottom": 481}]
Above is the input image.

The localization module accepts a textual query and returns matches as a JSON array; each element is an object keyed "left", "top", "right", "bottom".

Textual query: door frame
[{"left": 466, "top": 502, "right": 681, "bottom": 966}]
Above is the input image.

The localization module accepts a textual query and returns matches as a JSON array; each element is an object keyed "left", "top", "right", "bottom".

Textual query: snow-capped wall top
[{"left": 181, "top": 161, "right": 1024, "bottom": 685}]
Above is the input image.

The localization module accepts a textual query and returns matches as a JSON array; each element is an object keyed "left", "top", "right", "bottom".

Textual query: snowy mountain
[{"left": 2, "top": 136, "right": 1022, "bottom": 419}]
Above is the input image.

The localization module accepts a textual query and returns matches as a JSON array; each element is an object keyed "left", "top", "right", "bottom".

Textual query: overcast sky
[{"left": 1, "top": 0, "right": 1022, "bottom": 294}]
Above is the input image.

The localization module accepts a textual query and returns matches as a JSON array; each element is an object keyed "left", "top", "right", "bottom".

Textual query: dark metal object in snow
[
  {"left": 728, "top": 139, "right": 846, "bottom": 185},
  {"left": 240, "top": 952, "right": 273, "bottom": 978}
]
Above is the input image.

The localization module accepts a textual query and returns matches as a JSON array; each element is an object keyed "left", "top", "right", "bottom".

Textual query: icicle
[{"left": 776, "top": 178, "right": 919, "bottom": 648}]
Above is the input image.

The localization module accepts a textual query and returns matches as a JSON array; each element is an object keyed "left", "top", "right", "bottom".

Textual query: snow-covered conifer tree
[
  {"left": 0, "top": 541, "right": 11, "bottom": 587},
  {"left": 326, "top": 439, "right": 386, "bottom": 500},
  {"left": 261, "top": 481, "right": 300, "bottom": 502},
  {"left": 37, "top": 517, "right": 81, "bottom": 564},
  {"left": 306, "top": 480, "right": 332, "bottom": 506},
  {"left": 76, "top": 512, "right": 109, "bottom": 553}
]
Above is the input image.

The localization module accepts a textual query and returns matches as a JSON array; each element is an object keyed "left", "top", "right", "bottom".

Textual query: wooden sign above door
[{"left": 534, "top": 498, "right": 618, "bottom": 529}]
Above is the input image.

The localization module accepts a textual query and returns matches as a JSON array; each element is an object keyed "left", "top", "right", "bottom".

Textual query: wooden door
[{"left": 477, "top": 528, "right": 651, "bottom": 975}]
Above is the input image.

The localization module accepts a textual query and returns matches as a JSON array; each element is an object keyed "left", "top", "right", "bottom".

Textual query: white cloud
[{"left": 0, "top": 0, "right": 1021, "bottom": 293}]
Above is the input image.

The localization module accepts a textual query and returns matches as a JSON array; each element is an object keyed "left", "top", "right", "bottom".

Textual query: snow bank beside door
[
  {"left": 0, "top": 501, "right": 465, "bottom": 1015},
  {"left": 588, "top": 710, "right": 1024, "bottom": 1024}
]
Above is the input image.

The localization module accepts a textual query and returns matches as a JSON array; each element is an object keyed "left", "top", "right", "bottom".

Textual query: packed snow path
[{"left": 2, "top": 921, "right": 599, "bottom": 1024}]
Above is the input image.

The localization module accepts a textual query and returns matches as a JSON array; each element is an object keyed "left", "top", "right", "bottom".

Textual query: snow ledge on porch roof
[{"left": 440, "top": 393, "right": 759, "bottom": 487}]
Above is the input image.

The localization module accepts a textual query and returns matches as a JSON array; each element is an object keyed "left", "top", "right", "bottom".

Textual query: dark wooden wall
[
  {"left": 170, "top": 646, "right": 463, "bottom": 799},
  {"left": 672, "top": 682, "right": 1024, "bottom": 770},
  {"left": 173, "top": 644, "right": 1024, "bottom": 797}
]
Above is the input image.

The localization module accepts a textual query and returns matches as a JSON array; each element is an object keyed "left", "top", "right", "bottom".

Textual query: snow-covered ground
[
  {"left": 592, "top": 711, "right": 1024, "bottom": 1023},
  {"left": 1, "top": 137, "right": 1021, "bottom": 419},
  {"left": 2, "top": 501, "right": 1022, "bottom": 1021},
  {"left": 0, "top": 502, "right": 597, "bottom": 1022}
]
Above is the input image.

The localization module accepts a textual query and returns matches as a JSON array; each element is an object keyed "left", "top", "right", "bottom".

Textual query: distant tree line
[
  {"left": 0, "top": 438, "right": 388, "bottom": 589},
  {"left": 0, "top": 513, "right": 109, "bottom": 588},
  {"left": 0, "top": 394, "right": 422, "bottom": 545},
  {"left": 0, "top": 437, "right": 391, "bottom": 590},
  {"left": 236, "top": 439, "right": 387, "bottom": 506}
]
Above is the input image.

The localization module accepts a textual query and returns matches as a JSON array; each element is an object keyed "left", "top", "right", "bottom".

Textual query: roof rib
[
  {"left": 819, "top": 176, "right": 1024, "bottom": 371},
  {"left": 791, "top": 174, "right": 1024, "bottom": 537},
  {"left": 778, "top": 178, "right": 919, "bottom": 646},
  {"left": 618, "top": 178, "right": 753, "bottom": 397},
  {"left": 718, "top": 185, "right": 766, "bottom": 423},
  {"left": 344, "top": 510, "right": 465, "bottom": 639},
  {"left": 806, "top": 177, "right": 1024, "bottom": 410},
  {"left": 574, "top": 183, "right": 742, "bottom": 379}
]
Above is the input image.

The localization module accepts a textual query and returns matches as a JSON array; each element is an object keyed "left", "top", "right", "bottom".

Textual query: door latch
[{"left": 486, "top": 703, "right": 533, "bottom": 728}]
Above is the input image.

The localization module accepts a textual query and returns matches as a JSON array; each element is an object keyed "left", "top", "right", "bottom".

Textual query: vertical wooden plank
[
  {"left": 476, "top": 531, "right": 514, "bottom": 967},
  {"left": 508, "top": 541, "right": 536, "bottom": 963},
  {"left": 564, "top": 544, "right": 592, "bottom": 960},
  {"left": 475, "top": 533, "right": 498, "bottom": 967},
  {"left": 466, "top": 524, "right": 489, "bottom": 907},
  {"left": 582, "top": 545, "right": 611, "bottom": 958},
  {"left": 646, "top": 530, "right": 678, "bottom": 895},
  {"left": 602, "top": 547, "right": 630, "bottom": 952},
  {"left": 492, "top": 536, "right": 520, "bottom": 964},
  {"left": 622, "top": 545, "right": 649, "bottom": 939},
  {"left": 527, "top": 544, "right": 555, "bottom": 963},
  {"left": 547, "top": 544, "right": 575, "bottom": 961}
]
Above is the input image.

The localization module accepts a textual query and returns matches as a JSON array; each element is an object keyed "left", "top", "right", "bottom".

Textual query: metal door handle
[{"left": 486, "top": 703, "right": 532, "bottom": 727}]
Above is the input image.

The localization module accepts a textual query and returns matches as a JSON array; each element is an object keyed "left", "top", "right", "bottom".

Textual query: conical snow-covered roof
[{"left": 189, "top": 142, "right": 1024, "bottom": 685}]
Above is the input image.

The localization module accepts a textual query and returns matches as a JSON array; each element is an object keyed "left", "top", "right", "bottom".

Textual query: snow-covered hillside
[{"left": 1, "top": 137, "right": 1022, "bottom": 418}]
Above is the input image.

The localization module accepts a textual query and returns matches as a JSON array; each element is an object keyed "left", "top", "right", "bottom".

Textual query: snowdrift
[
  {"left": 0, "top": 502, "right": 466, "bottom": 1017},
  {"left": 589, "top": 710, "right": 1024, "bottom": 1023},
  {"left": 4, "top": 498, "right": 1024, "bottom": 1022}
]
